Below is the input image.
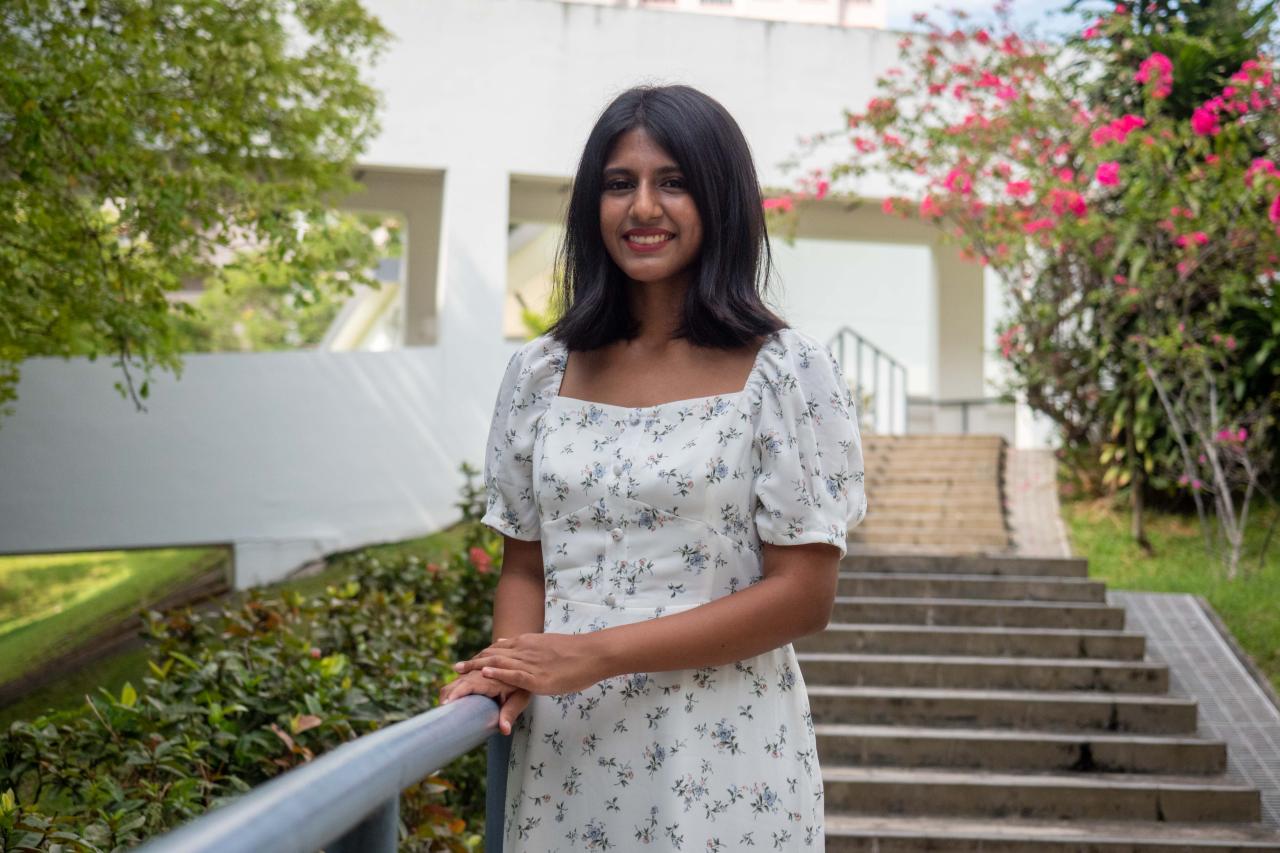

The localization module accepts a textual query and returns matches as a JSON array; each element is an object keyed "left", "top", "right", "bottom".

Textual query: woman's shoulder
[{"left": 495, "top": 333, "right": 567, "bottom": 411}]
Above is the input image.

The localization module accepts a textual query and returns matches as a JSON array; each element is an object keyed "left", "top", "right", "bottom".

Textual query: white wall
[{"left": 0, "top": 0, "right": 1015, "bottom": 587}]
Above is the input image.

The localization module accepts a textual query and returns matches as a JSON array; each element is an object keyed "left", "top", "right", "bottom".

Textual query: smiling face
[{"left": 599, "top": 126, "right": 703, "bottom": 286}]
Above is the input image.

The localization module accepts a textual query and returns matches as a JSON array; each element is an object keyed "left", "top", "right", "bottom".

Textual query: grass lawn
[
  {"left": 1, "top": 524, "right": 469, "bottom": 728},
  {"left": 0, "top": 547, "right": 229, "bottom": 686},
  {"left": 1063, "top": 496, "right": 1280, "bottom": 695}
]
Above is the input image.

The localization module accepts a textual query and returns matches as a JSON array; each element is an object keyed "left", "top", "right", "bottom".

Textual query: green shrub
[{"left": 1, "top": 462, "right": 501, "bottom": 852}]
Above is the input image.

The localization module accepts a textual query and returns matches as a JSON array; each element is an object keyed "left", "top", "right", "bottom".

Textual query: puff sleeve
[
  {"left": 479, "top": 336, "right": 561, "bottom": 541},
  {"left": 751, "top": 332, "right": 867, "bottom": 559}
]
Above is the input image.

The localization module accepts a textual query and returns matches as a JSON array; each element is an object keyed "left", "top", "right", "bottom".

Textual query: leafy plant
[{"left": 1, "top": 463, "right": 502, "bottom": 851}]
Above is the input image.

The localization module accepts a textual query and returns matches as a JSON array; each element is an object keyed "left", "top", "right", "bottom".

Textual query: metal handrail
[
  {"left": 132, "top": 695, "right": 511, "bottom": 853},
  {"left": 827, "top": 326, "right": 909, "bottom": 435},
  {"left": 906, "top": 395, "right": 1014, "bottom": 434}
]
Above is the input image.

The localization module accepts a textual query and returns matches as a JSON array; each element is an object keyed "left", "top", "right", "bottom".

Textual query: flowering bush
[{"left": 768, "top": 1, "right": 1279, "bottom": 575}]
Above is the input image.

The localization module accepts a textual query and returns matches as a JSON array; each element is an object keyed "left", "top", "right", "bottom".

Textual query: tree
[
  {"left": 0, "top": 0, "right": 391, "bottom": 422},
  {"left": 767, "top": 1, "right": 1280, "bottom": 575}
]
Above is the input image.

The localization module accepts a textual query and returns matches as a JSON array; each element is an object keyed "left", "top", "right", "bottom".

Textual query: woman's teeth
[{"left": 628, "top": 234, "right": 672, "bottom": 244}]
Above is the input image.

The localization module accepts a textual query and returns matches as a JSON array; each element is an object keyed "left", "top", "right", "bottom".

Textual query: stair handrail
[
  {"left": 827, "top": 326, "right": 909, "bottom": 435},
  {"left": 131, "top": 695, "right": 511, "bottom": 853}
]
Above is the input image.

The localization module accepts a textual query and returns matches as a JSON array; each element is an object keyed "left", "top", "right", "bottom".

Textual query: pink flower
[
  {"left": 1091, "top": 114, "right": 1146, "bottom": 147},
  {"left": 1135, "top": 52, "right": 1173, "bottom": 99},
  {"left": 1226, "top": 335, "right": 1237, "bottom": 350},
  {"left": 881, "top": 197, "right": 895, "bottom": 215},
  {"left": 1190, "top": 105, "right": 1221, "bottom": 136},
  {"left": 1244, "top": 158, "right": 1280, "bottom": 187},
  {"left": 1269, "top": 193, "right": 1280, "bottom": 224},
  {"left": 1238, "top": 427, "right": 1248, "bottom": 441},
  {"left": 944, "top": 167, "right": 972, "bottom": 194},
  {"left": 1095, "top": 162, "right": 1120, "bottom": 185},
  {"left": 1005, "top": 180, "right": 1033, "bottom": 197},
  {"left": 1024, "top": 217, "right": 1055, "bottom": 234},
  {"left": 815, "top": 179, "right": 830, "bottom": 200},
  {"left": 763, "top": 196, "right": 794, "bottom": 212},
  {"left": 1049, "top": 188, "right": 1087, "bottom": 217},
  {"left": 1113, "top": 274, "right": 1128, "bottom": 285},
  {"left": 469, "top": 546, "right": 492, "bottom": 574},
  {"left": 1083, "top": 18, "right": 1104, "bottom": 39},
  {"left": 1178, "top": 473, "right": 1189, "bottom": 486},
  {"left": 920, "top": 195, "right": 942, "bottom": 218},
  {"left": 1192, "top": 478, "right": 1203, "bottom": 490}
]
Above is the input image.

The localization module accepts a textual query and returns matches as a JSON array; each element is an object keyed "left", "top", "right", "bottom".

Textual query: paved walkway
[
  {"left": 1111, "top": 590, "right": 1280, "bottom": 829},
  {"left": 1004, "top": 448, "right": 1073, "bottom": 558}
]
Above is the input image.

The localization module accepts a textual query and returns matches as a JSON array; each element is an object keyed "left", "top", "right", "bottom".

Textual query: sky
[{"left": 884, "top": 0, "right": 1087, "bottom": 37}]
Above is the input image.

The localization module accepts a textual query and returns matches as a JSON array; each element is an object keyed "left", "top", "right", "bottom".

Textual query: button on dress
[{"left": 480, "top": 326, "right": 867, "bottom": 851}]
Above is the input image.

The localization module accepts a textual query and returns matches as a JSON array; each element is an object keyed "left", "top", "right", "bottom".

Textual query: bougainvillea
[{"left": 767, "top": 1, "right": 1279, "bottom": 576}]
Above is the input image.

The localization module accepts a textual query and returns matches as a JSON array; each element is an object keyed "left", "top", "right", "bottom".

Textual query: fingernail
[{"left": 453, "top": 662, "right": 464, "bottom": 670}]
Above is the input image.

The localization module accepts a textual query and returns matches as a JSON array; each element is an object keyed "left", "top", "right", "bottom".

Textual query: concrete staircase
[
  {"left": 801, "top": 553, "right": 1280, "bottom": 850},
  {"left": 851, "top": 435, "right": 1012, "bottom": 555}
]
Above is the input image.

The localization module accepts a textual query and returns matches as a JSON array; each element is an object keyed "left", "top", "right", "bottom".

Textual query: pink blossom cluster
[
  {"left": 1216, "top": 427, "right": 1249, "bottom": 443},
  {"left": 1210, "top": 332, "right": 1238, "bottom": 351},
  {"left": 1177, "top": 473, "right": 1204, "bottom": 490},
  {"left": 1174, "top": 231, "right": 1208, "bottom": 248},
  {"left": 1091, "top": 114, "right": 1146, "bottom": 147},
  {"left": 1135, "top": 52, "right": 1173, "bottom": 98},
  {"left": 996, "top": 324, "right": 1024, "bottom": 358}
]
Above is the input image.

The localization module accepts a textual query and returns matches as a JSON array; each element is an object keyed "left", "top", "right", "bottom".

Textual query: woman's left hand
[{"left": 452, "top": 633, "right": 608, "bottom": 695}]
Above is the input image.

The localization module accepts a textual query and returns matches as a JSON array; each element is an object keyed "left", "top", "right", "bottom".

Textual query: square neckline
[{"left": 548, "top": 329, "right": 780, "bottom": 413}]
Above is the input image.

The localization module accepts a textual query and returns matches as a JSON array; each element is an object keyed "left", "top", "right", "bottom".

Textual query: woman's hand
[
  {"left": 438, "top": 669, "right": 530, "bottom": 736},
  {"left": 452, "top": 632, "right": 608, "bottom": 696}
]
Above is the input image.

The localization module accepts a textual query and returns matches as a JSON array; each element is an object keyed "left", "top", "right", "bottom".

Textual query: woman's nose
[{"left": 631, "top": 182, "right": 662, "bottom": 220}]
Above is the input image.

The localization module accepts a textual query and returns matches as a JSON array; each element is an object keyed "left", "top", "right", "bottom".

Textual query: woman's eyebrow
[{"left": 603, "top": 164, "right": 683, "bottom": 176}]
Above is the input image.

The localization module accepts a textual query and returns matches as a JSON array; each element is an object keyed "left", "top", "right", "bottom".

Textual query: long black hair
[{"left": 546, "top": 84, "right": 788, "bottom": 351}]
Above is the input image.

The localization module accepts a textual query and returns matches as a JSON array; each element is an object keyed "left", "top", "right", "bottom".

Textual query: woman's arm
[
  {"left": 455, "top": 541, "right": 840, "bottom": 694},
  {"left": 588, "top": 541, "right": 837, "bottom": 678},
  {"left": 490, "top": 535, "right": 546, "bottom": 640}
]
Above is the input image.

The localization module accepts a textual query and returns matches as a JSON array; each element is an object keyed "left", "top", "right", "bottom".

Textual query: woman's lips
[{"left": 624, "top": 234, "right": 675, "bottom": 253}]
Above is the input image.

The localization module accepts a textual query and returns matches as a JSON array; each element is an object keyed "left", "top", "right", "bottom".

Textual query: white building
[{"left": 0, "top": 0, "right": 1053, "bottom": 588}]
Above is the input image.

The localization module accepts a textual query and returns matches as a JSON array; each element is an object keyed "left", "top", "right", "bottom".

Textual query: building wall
[{"left": 0, "top": 0, "right": 1042, "bottom": 589}]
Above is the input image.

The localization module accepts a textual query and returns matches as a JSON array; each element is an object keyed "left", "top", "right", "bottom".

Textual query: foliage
[
  {"left": 1063, "top": 494, "right": 1280, "bottom": 693},
  {"left": 1, "top": 464, "right": 502, "bottom": 852},
  {"left": 0, "top": 0, "right": 390, "bottom": 422},
  {"left": 769, "top": 0, "right": 1280, "bottom": 573},
  {"left": 169, "top": 211, "right": 402, "bottom": 353}
]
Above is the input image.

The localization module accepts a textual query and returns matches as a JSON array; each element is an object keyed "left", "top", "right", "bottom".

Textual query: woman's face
[{"left": 599, "top": 126, "right": 703, "bottom": 285}]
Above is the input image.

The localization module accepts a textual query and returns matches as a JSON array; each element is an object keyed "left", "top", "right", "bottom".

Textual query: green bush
[{"left": 1, "top": 463, "right": 501, "bottom": 852}]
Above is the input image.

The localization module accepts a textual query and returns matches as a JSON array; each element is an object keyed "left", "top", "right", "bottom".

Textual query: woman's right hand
[{"left": 439, "top": 670, "right": 531, "bottom": 735}]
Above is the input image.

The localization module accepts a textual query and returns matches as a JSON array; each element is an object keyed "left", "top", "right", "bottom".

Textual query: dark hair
[{"left": 546, "top": 84, "right": 788, "bottom": 351}]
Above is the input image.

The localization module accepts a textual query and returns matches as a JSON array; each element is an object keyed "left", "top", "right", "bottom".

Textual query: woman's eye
[{"left": 603, "top": 178, "right": 686, "bottom": 191}]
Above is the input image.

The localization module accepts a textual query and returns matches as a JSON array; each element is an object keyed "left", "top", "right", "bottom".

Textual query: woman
[{"left": 440, "top": 83, "right": 866, "bottom": 851}]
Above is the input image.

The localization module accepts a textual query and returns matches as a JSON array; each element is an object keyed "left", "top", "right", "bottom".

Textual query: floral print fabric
[{"left": 480, "top": 326, "right": 866, "bottom": 851}]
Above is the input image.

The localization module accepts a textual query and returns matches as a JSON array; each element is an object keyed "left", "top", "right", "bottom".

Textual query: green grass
[
  {"left": 0, "top": 547, "right": 229, "bottom": 685},
  {"left": 1, "top": 524, "right": 470, "bottom": 728},
  {"left": 1063, "top": 496, "right": 1280, "bottom": 695}
]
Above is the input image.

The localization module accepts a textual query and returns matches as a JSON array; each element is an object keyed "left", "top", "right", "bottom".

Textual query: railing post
[
  {"left": 485, "top": 730, "right": 512, "bottom": 853},
  {"left": 326, "top": 797, "right": 399, "bottom": 853}
]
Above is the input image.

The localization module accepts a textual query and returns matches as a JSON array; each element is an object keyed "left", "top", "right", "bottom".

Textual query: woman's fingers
[
  {"left": 498, "top": 690, "right": 531, "bottom": 735},
  {"left": 483, "top": 665, "right": 533, "bottom": 692}
]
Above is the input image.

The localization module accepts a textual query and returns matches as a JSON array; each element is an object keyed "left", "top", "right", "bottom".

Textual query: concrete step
[
  {"left": 814, "top": 723, "right": 1228, "bottom": 774},
  {"left": 850, "top": 528, "right": 1011, "bottom": 547},
  {"left": 797, "top": 652, "right": 1168, "bottom": 693},
  {"left": 820, "top": 765, "right": 1260, "bottom": 823},
  {"left": 860, "top": 494, "right": 1008, "bottom": 514},
  {"left": 865, "top": 479, "right": 1003, "bottom": 491},
  {"left": 838, "top": 572, "right": 1105, "bottom": 603},
  {"left": 841, "top": 554, "right": 1089, "bottom": 578},
  {"left": 832, "top": 596, "right": 1126, "bottom": 630},
  {"left": 824, "top": 813, "right": 1280, "bottom": 851},
  {"left": 795, "top": 623, "right": 1146, "bottom": 660},
  {"left": 865, "top": 471, "right": 1004, "bottom": 486},
  {"left": 847, "top": 541, "right": 1013, "bottom": 557},
  {"left": 855, "top": 508, "right": 1007, "bottom": 525},
  {"left": 865, "top": 435, "right": 1006, "bottom": 449},
  {"left": 806, "top": 686, "right": 1198, "bottom": 734}
]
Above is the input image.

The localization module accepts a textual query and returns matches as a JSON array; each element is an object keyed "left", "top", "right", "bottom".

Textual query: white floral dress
[{"left": 480, "top": 326, "right": 867, "bottom": 852}]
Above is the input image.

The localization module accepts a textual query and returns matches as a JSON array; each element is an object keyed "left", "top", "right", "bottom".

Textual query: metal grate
[{"left": 1110, "top": 590, "right": 1280, "bottom": 828}]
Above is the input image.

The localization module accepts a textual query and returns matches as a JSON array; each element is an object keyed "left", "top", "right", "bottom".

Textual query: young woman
[{"left": 439, "top": 83, "right": 866, "bottom": 851}]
